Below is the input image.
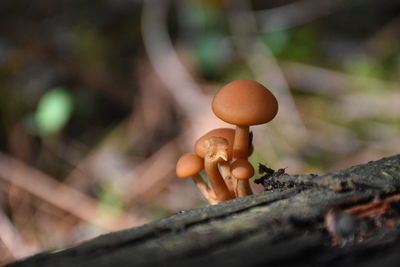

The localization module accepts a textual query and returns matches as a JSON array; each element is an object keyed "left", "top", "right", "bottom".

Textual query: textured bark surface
[{"left": 7, "top": 154, "right": 400, "bottom": 267}]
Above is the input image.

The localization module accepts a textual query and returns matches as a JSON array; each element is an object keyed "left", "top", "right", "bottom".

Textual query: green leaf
[
  {"left": 35, "top": 87, "right": 73, "bottom": 136},
  {"left": 345, "top": 57, "right": 385, "bottom": 80},
  {"left": 262, "top": 30, "right": 290, "bottom": 55},
  {"left": 196, "top": 33, "right": 227, "bottom": 78}
]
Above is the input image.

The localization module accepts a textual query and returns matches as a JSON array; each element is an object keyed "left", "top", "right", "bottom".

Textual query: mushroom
[
  {"left": 195, "top": 128, "right": 235, "bottom": 194},
  {"left": 204, "top": 137, "right": 235, "bottom": 202},
  {"left": 212, "top": 80, "right": 278, "bottom": 159},
  {"left": 212, "top": 79, "right": 278, "bottom": 196},
  {"left": 230, "top": 159, "right": 255, "bottom": 198},
  {"left": 195, "top": 128, "right": 235, "bottom": 160},
  {"left": 195, "top": 128, "right": 254, "bottom": 196},
  {"left": 176, "top": 153, "right": 217, "bottom": 204}
]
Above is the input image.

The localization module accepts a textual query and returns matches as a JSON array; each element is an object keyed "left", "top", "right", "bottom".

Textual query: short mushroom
[
  {"left": 212, "top": 79, "right": 278, "bottom": 196},
  {"left": 195, "top": 128, "right": 235, "bottom": 194},
  {"left": 176, "top": 153, "right": 217, "bottom": 204},
  {"left": 230, "top": 159, "right": 255, "bottom": 197},
  {"left": 195, "top": 128, "right": 235, "bottom": 160},
  {"left": 195, "top": 128, "right": 254, "bottom": 196},
  {"left": 204, "top": 137, "right": 235, "bottom": 202}
]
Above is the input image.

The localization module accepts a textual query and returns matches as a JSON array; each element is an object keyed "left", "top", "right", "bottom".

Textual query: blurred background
[{"left": 1, "top": 0, "right": 400, "bottom": 263}]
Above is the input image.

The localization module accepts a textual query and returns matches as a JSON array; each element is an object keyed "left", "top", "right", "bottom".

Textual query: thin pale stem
[
  {"left": 233, "top": 125, "right": 249, "bottom": 160},
  {"left": 205, "top": 157, "right": 234, "bottom": 202},
  {"left": 236, "top": 179, "right": 252, "bottom": 198},
  {"left": 232, "top": 125, "right": 252, "bottom": 197},
  {"left": 219, "top": 162, "right": 235, "bottom": 196},
  {"left": 192, "top": 174, "right": 218, "bottom": 204}
]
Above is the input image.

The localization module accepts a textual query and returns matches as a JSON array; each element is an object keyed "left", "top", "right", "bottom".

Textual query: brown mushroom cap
[
  {"left": 212, "top": 80, "right": 278, "bottom": 126},
  {"left": 230, "top": 159, "right": 254, "bottom": 180},
  {"left": 195, "top": 128, "right": 235, "bottom": 159},
  {"left": 176, "top": 153, "right": 204, "bottom": 178}
]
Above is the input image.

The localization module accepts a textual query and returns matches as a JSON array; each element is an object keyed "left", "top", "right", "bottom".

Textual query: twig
[
  {"left": 226, "top": 0, "right": 309, "bottom": 141},
  {"left": 124, "top": 139, "right": 180, "bottom": 205},
  {"left": 141, "top": 0, "right": 208, "bottom": 116},
  {"left": 366, "top": 15, "right": 400, "bottom": 59},
  {"left": 281, "top": 61, "right": 400, "bottom": 95},
  {"left": 0, "top": 209, "right": 36, "bottom": 260},
  {"left": 256, "top": 0, "right": 348, "bottom": 32},
  {"left": 0, "top": 152, "right": 145, "bottom": 231},
  {"left": 141, "top": 0, "right": 228, "bottom": 140},
  {"left": 63, "top": 119, "right": 135, "bottom": 190},
  {"left": 0, "top": 237, "right": 14, "bottom": 266}
]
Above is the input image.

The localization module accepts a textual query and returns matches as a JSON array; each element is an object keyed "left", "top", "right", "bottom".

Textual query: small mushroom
[
  {"left": 195, "top": 128, "right": 254, "bottom": 196},
  {"left": 212, "top": 80, "right": 278, "bottom": 196},
  {"left": 176, "top": 153, "right": 217, "bottom": 204},
  {"left": 195, "top": 128, "right": 254, "bottom": 159},
  {"left": 195, "top": 128, "right": 235, "bottom": 160},
  {"left": 230, "top": 159, "right": 254, "bottom": 197},
  {"left": 204, "top": 137, "right": 235, "bottom": 202},
  {"left": 195, "top": 128, "right": 235, "bottom": 194}
]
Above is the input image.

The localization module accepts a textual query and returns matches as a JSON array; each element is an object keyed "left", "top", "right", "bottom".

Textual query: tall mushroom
[
  {"left": 212, "top": 80, "right": 278, "bottom": 196},
  {"left": 176, "top": 153, "right": 217, "bottom": 204},
  {"left": 203, "top": 137, "right": 235, "bottom": 202}
]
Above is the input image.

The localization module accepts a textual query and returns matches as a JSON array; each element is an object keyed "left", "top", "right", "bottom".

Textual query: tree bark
[{"left": 7, "top": 154, "right": 400, "bottom": 267}]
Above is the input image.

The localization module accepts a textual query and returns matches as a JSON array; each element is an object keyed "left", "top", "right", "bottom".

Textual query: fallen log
[{"left": 7, "top": 154, "right": 400, "bottom": 267}]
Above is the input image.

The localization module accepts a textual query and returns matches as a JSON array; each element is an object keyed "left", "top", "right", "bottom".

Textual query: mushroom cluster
[{"left": 176, "top": 80, "right": 278, "bottom": 204}]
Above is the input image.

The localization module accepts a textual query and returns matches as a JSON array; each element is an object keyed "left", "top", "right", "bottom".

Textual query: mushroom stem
[
  {"left": 233, "top": 125, "right": 249, "bottom": 160},
  {"left": 176, "top": 153, "right": 217, "bottom": 205},
  {"left": 192, "top": 174, "right": 218, "bottom": 204},
  {"left": 232, "top": 125, "right": 252, "bottom": 197},
  {"left": 204, "top": 137, "right": 235, "bottom": 202},
  {"left": 231, "top": 159, "right": 254, "bottom": 198},
  {"left": 236, "top": 180, "right": 252, "bottom": 198},
  {"left": 219, "top": 162, "right": 234, "bottom": 195},
  {"left": 204, "top": 156, "right": 234, "bottom": 202}
]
